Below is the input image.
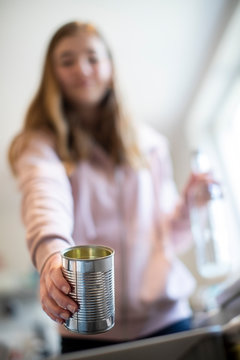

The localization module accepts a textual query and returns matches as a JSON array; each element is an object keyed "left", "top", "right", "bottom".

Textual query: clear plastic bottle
[{"left": 188, "top": 150, "right": 231, "bottom": 280}]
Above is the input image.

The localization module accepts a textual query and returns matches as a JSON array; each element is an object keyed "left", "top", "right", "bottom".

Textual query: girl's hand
[
  {"left": 183, "top": 172, "right": 220, "bottom": 207},
  {"left": 39, "top": 252, "right": 78, "bottom": 324}
]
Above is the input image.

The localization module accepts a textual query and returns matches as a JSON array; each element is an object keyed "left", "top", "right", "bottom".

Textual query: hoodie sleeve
[{"left": 14, "top": 133, "right": 75, "bottom": 272}]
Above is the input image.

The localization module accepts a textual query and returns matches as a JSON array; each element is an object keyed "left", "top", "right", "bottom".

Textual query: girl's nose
[{"left": 76, "top": 59, "right": 92, "bottom": 77}]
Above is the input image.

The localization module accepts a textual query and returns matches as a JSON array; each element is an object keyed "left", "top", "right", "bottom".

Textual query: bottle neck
[
  {"left": 189, "top": 150, "right": 223, "bottom": 202},
  {"left": 191, "top": 150, "right": 211, "bottom": 174}
]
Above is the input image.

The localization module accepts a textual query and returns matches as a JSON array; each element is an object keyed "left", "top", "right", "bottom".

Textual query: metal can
[{"left": 61, "top": 245, "right": 115, "bottom": 334}]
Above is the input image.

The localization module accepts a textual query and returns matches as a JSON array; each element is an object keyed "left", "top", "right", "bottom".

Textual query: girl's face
[{"left": 53, "top": 32, "right": 112, "bottom": 108}]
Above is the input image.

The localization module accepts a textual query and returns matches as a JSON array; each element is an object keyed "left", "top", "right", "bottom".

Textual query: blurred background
[{"left": 1, "top": 0, "right": 240, "bottom": 358}]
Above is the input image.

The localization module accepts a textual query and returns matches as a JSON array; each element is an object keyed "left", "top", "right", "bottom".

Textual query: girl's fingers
[
  {"left": 46, "top": 280, "right": 78, "bottom": 314},
  {"left": 41, "top": 288, "right": 71, "bottom": 322},
  {"left": 43, "top": 252, "right": 71, "bottom": 295},
  {"left": 50, "top": 266, "right": 71, "bottom": 295}
]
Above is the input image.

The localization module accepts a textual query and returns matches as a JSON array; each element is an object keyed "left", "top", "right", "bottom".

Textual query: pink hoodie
[{"left": 15, "top": 125, "right": 195, "bottom": 341}]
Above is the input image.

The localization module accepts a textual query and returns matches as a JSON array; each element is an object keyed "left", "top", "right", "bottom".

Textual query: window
[{"left": 208, "top": 77, "right": 240, "bottom": 273}]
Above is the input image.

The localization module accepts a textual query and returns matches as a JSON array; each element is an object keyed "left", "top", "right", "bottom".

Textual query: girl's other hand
[{"left": 183, "top": 172, "right": 220, "bottom": 207}]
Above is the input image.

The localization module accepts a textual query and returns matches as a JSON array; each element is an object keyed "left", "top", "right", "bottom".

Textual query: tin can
[{"left": 61, "top": 245, "right": 115, "bottom": 334}]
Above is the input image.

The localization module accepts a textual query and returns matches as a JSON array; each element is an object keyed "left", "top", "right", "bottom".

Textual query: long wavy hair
[{"left": 8, "top": 21, "right": 144, "bottom": 174}]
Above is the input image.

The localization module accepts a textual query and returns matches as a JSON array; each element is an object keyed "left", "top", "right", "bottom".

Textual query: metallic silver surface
[{"left": 61, "top": 245, "right": 115, "bottom": 334}]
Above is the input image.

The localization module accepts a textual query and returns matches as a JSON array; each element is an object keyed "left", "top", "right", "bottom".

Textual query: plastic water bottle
[{"left": 188, "top": 150, "right": 231, "bottom": 280}]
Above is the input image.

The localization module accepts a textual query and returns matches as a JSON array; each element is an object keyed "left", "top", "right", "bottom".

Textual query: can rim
[{"left": 61, "top": 245, "right": 115, "bottom": 260}]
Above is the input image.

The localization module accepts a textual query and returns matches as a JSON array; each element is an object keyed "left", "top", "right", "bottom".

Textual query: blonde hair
[{"left": 8, "top": 21, "right": 144, "bottom": 174}]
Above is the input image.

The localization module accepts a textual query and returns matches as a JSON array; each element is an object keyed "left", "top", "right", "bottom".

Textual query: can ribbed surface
[{"left": 61, "top": 245, "right": 115, "bottom": 334}]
